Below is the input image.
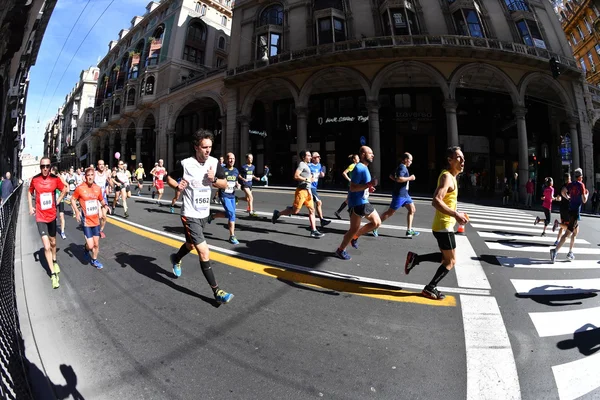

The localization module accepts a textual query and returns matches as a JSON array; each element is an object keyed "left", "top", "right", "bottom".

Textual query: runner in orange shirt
[{"left": 71, "top": 167, "right": 109, "bottom": 269}]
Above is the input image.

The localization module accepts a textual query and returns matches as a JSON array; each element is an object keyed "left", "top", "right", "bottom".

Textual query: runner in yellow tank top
[{"left": 404, "top": 146, "right": 469, "bottom": 300}]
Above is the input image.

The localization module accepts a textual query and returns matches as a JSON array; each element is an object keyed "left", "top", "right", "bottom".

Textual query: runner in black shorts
[{"left": 554, "top": 172, "right": 571, "bottom": 246}]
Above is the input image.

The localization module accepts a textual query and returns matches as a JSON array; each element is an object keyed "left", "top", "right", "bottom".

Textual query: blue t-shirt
[
  {"left": 221, "top": 167, "right": 239, "bottom": 199},
  {"left": 309, "top": 163, "right": 323, "bottom": 189},
  {"left": 240, "top": 164, "right": 256, "bottom": 187},
  {"left": 392, "top": 163, "right": 409, "bottom": 197},
  {"left": 347, "top": 163, "right": 371, "bottom": 208},
  {"left": 567, "top": 181, "right": 585, "bottom": 211}
]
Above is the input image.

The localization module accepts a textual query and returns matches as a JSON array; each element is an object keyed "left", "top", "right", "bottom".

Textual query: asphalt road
[{"left": 15, "top": 185, "right": 600, "bottom": 400}]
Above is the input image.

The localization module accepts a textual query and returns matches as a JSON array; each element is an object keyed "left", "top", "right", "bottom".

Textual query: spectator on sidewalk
[
  {"left": 525, "top": 178, "right": 534, "bottom": 208},
  {"left": 1, "top": 172, "right": 15, "bottom": 204},
  {"left": 511, "top": 172, "right": 519, "bottom": 205},
  {"left": 502, "top": 177, "right": 510, "bottom": 206}
]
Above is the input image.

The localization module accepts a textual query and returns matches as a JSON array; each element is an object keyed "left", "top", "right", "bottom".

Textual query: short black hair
[
  {"left": 401, "top": 152, "right": 412, "bottom": 161},
  {"left": 192, "top": 129, "right": 214, "bottom": 147},
  {"left": 299, "top": 149, "right": 310, "bottom": 159},
  {"left": 446, "top": 146, "right": 461, "bottom": 165}
]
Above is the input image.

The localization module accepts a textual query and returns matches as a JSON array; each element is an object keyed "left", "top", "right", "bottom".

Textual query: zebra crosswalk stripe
[
  {"left": 511, "top": 278, "right": 600, "bottom": 295},
  {"left": 471, "top": 223, "right": 545, "bottom": 234},
  {"left": 552, "top": 351, "right": 600, "bottom": 400},
  {"left": 464, "top": 213, "right": 535, "bottom": 222},
  {"left": 478, "top": 232, "right": 590, "bottom": 245},
  {"left": 469, "top": 218, "right": 543, "bottom": 228},
  {"left": 496, "top": 257, "right": 600, "bottom": 269},
  {"left": 486, "top": 242, "right": 600, "bottom": 254},
  {"left": 529, "top": 307, "right": 600, "bottom": 337}
]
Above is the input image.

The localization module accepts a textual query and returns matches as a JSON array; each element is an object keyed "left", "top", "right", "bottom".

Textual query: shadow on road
[
  {"left": 515, "top": 284, "right": 598, "bottom": 306},
  {"left": 557, "top": 323, "right": 600, "bottom": 356},
  {"left": 162, "top": 225, "right": 214, "bottom": 238},
  {"left": 63, "top": 242, "right": 90, "bottom": 265},
  {"left": 33, "top": 248, "right": 51, "bottom": 277},
  {"left": 143, "top": 207, "right": 172, "bottom": 215},
  {"left": 236, "top": 239, "right": 332, "bottom": 269},
  {"left": 113, "top": 252, "right": 217, "bottom": 307}
]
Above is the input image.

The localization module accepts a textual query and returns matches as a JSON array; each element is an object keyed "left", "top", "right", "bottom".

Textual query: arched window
[
  {"left": 257, "top": 4, "right": 284, "bottom": 60},
  {"left": 452, "top": 1, "right": 487, "bottom": 38},
  {"left": 113, "top": 98, "right": 121, "bottom": 115},
  {"left": 147, "top": 25, "right": 164, "bottom": 66},
  {"left": 184, "top": 21, "right": 207, "bottom": 64},
  {"left": 145, "top": 76, "right": 155, "bottom": 95},
  {"left": 94, "top": 113, "right": 101, "bottom": 127},
  {"left": 127, "top": 88, "right": 136, "bottom": 106},
  {"left": 103, "top": 107, "right": 110, "bottom": 122},
  {"left": 218, "top": 36, "right": 226, "bottom": 49}
]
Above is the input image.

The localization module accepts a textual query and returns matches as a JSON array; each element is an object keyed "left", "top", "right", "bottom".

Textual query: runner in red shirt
[
  {"left": 152, "top": 159, "right": 167, "bottom": 205},
  {"left": 28, "top": 157, "right": 67, "bottom": 289},
  {"left": 72, "top": 167, "right": 109, "bottom": 269}
]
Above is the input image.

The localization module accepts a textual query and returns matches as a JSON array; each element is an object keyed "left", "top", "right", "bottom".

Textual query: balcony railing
[
  {"left": 169, "top": 66, "right": 227, "bottom": 93},
  {"left": 226, "top": 35, "right": 579, "bottom": 77},
  {"left": 587, "top": 83, "right": 600, "bottom": 102}
]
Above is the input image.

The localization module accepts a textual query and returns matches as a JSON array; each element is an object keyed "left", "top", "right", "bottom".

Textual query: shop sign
[
  {"left": 250, "top": 129, "right": 267, "bottom": 138},
  {"left": 318, "top": 115, "right": 369, "bottom": 124},
  {"left": 395, "top": 111, "right": 434, "bottom": 121}
]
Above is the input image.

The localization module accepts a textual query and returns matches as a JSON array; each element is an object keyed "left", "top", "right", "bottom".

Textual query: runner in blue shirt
[
  {"left": 239, "top": 153, "right": 260, "bottom": 217},
  {"left": 309, "top": 152, "right": 331, "bottom": 228},
  {"left": 208, "top": 153, "right": 240, "bottom": 244},
  {"left": 379, "top": 152, "right": 420, "bottom": 238},
  {"left": 335, "top": 146, "right": 381, "bottom": 260}
]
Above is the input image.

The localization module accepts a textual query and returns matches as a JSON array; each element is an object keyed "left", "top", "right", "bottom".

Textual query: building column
[
  {"left": 514, "top": 106, "right": 529, "bottom": 202},
  {"left": 366, "top": 101, "right": 381, "bottom": 180},
  {"left": 238, "top": 116, "right": 251, "bottom": 161},
  {"left": 135, "top": 126, "right": 144, "bottom": 166},
  {"left": 167, "top": 129, "right": 175, "bottom": 172},
  {"left": 568, "top": 117, "right": 580, "bottom": 170},
  {"left": 99, "top": 136, "right": 106, "bottom": 164},
  {"left": 108, "top": 133, "right": 116, "bottom": 169},
  {"left": 295, "top": 107, "right": 308, "bottom": 154},
  {"left": 443, "top": 99, "right": 459, "bottom": 147},
  {"left": 219, "top": 115, "right": 227, "bottom": 156},
  {"left": 120, "top": 131, "right": 127, "bottom": 162}
]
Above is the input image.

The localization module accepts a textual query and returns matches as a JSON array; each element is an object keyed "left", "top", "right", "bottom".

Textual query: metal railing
[
  {"left": 226, "top": 35, "right": 579, "bottom": 77},
  {"left": 0, "top": 184, "right": 32, "bottom": 399}
]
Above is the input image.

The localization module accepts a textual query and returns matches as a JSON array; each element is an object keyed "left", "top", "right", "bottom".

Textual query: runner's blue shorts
[
  {"left": 390, "top": 195, "right": 413, "bottom": 210},
  {"left": 221, "top": 197, "right": 236, "bottom": 222},
  {"left": 82, "top": 224, "right": 101, "bottom": 239}
]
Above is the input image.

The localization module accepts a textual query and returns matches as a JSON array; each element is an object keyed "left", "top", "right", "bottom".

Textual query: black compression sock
[
  {"left": 200, "top": 260, "right": 218, "bottom": 289},
  {"left": 428, "top": 264, "right": 450, "bottom": 287},
  {"left": 336, "top": 202, "right": 347, "bottom": 213},
  {"left": 174, "top": 244, "right": 191, "bottom": 263}
]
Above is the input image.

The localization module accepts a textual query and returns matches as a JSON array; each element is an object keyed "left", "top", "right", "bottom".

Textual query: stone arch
[
  {"left": 255, "top": 1, "right": 288, "bottom": 21},
  {"left": 591, "top": 109, "right": 600, "bottom": 126},
  {"left": 137, "top": 110, "right": 158, "bottom": 129},
  {"left": 168, "top": 91, "right": 226, "bottom": 130},
  {"left": 518, "top": 72, "right": 575, "bottom": 114},
  {"left": 370, "top": 61, "right": 450, "bottom": 99},
  {"left": 298, "top": 67, "right": 371, "bottom": 107},
  {"left": 241, "top": 77, "right": 299, "bottom": 116},
  {"left": 449, "top": 63, "right": 520, "bottom": 105}
]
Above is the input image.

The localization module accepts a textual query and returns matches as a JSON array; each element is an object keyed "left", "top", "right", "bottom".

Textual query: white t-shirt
[{"left": 180, "top": 156, "right": 219, "bottom": 219}]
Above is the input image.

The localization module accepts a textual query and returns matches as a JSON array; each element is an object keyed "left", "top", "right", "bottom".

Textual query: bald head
[{"left": 359, "top": 146, "right": 374, "bottom": 165}]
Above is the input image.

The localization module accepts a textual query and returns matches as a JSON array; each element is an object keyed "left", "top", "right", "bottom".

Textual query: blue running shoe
[
  {"left": 214, "top": 289, "right": 234, "bottom": 304},
  {"left": 335, "top": 248, "right": 351, "bottom": 260},
  {"left": 351, "top": 238, "right": 359, "bottom": 249},
  {"left": 371, "top": 229, "right": 379, "bottom": 237},
  {"left": 170, "top": 206, "right": 175, "bottom": 214},
  {"left": 229, "top": 235, "right": 239, "bottom": 244},
  {"left": 406, "top": 229, "right": 421, "bottom": 238},
  {"left": 91, "top": 259, "right": 104, "bottom": 269},
  {"left": 170, "top": 254, "right": 182, "bottom": 278}
]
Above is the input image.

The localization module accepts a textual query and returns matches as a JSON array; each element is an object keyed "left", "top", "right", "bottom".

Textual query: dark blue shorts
[
  {"left": 82, "top": 224, "right": 101, "bottom": 239},
  {"left": 221, "top": 197, "right": 236, "bottom": 221},
  {"left": 390, "top": 195, "right": 413, "bottom": 210}
]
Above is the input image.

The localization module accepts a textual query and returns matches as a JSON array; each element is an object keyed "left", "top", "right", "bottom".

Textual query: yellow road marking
[{"left": 107, "top": 218, "right": 456, "bottom": 306}]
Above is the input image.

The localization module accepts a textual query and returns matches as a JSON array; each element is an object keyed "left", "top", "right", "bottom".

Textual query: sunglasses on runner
[{"left": 40, "top": 164, "right": 51, "bottom": 169}]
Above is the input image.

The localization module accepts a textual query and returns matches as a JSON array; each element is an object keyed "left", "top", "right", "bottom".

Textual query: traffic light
[{"left": 549, "top": 57, "right": 561, "bottom": 79}]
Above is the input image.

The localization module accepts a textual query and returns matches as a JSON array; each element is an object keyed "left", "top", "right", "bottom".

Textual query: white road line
[
  {"left": 469, "top": 218, "right": 542, "bottom": 228},
  {"left": 454, "top": 236, "right": 490, "bottom": 289},
  {"left": 486, "top": 242, "right": 600, "bottom": 254},
  {"left": 553, "top": 351, "right": 600, "bottom": 400},
  {"left": 478, "top": 231, "right": 590, "bottom": 245},
  {"left": 458, "top": 205, "right": 532, "bottom": 215},
  {"left": 471, "top": 223, "right": 547, "bottom": 235},
  {"left": 463, "top": 210, "right": 532, "bottom": 219},
  {"left": 496, "top": 257, "right": 600, "bottom": 269},
  {"left": 463, "top": 213, "right": 535, "bottom": 222},
  {"left": 529, "top": 307, "right": 600, "bottom": 337},
  {"left": 511, "top": 278, "right": 600, "bottom": 295},
  {"left": 460, "top": 295, "right": 521, "bottom": 400},
  {"left": 108, "top": 215, "right": 491, "bottom": 296}
]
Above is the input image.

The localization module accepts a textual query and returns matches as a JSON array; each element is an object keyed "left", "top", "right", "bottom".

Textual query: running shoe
[
  {"left": 351, "top": 238, "right": 359, "bottom": 249},
  {"left": 60, "top": 231, "right": 67, "bottom": 240},
  {"left": 271, "top": 210, "right": 280, "bottom": 224},
  {"left": 100, "top": 231, "right": 106, "bottom": 239},
  {"left": 124, "top": 211, "right": 129, "bottom": 218},
  {"left": 310, "top": 230, "right": 324, "bottom": 238},
  {"left": 541, "top": 232, "right": 546, "bottom": 237},
  {"left": 422, "top": 285, "right": 445, "bottom": 300},
  {"left": 405, "top": 251, "right": 417, "bottom": 274},
  {"left": 406, "top": 229, "right": 420, "bottom": 238},
  {"left": 151, "top": 191, "right": 156, "bottom": 199},
  {"left": 53, "top": 262, "right": 60, "bottom": 275},
  {"left": 534, "top": 216, "right": 540, "bottom": 225},
  {"left": 371, "top": 229, "right": 379, "bottom": 237},
  {"left": 207, "top": 213, "right": 215, "bottom": 224},
  {"left": 320, "top": 219, "right": 331, "bottom": 227},
  {"left": 214, "top": 289, "right": 234, "bottom": 304},
  {"left": 552, "top": 220, "right": 559, "bottom": 232},
  {"left": 91, "top": 259, "right": 104, "bottom": 269},
  {"left": 566, "top": 251, "right": 575, "bottom": 261},
  {"left": 334, "top": 211, "right": 341, "bottom": 219},
  {"left": 170, "top": 254, "right": 182, "bottom": 278},
  {"left": 170, "top": 206, "right": 175, "bottom": 214},
  {"left": 51, "top": 274, "right": 59, "bottom": 289},
  {"left": 229, "top": 235, "right": 239, "bottom": 245},
  {"left": 553, "top": 240, "right": 559, "bottom": 246},
  {"left": 249, "top": 211, "right": 258, "bottom": 217},
  {"left": 235, "top": 197, "right": 239, "bottom": 205},
  {"left": 549, "top": 248, "right": 557, "bottom": 264},
  {"left": 335, "top": 248, "right": 351, "bottom": 260}
]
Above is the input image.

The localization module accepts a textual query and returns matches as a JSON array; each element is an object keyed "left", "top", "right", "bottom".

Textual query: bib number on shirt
[
  {"left": 40, "top": 192, "right": 53, "bottom": 210},
  {"left": 193, "top": 188, "right": 211, "bottom": 212},
  {"left": 225, "top": 181, "right": 236, "bottom": 194},
  {"left": 85, "top": 200, "right": 99, "bottom": 216}
]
